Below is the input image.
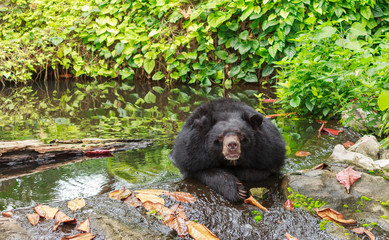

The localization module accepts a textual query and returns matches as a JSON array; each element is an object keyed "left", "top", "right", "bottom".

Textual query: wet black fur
[{"left": 169, "top": 98, "right": 286, "bottom": 202}]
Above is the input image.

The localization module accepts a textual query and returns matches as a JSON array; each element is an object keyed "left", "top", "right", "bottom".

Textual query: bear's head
[{"left": 194, "top": 111, "right": 263, "bottom": 165}]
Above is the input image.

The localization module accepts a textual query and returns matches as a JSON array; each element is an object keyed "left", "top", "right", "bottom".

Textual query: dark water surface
[{"left": 0, "top": 81, "right": 363, "bottom": 239}]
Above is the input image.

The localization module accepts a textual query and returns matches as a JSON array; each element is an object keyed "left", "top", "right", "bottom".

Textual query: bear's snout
[{"left": 222, "top": 135, "right": 241, "bottom": 161}]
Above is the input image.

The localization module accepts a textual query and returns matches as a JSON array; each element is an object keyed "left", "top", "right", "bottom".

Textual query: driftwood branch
[{"left": 0, "top": 138, "right": 152, "bottom": 179}]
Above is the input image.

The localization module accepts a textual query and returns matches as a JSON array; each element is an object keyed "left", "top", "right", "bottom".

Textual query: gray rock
[
  {"left": 328, "top": 144, "right": 380, "bottom": 171},
  {"left": 374, "top": 160, "right": 389, "bottom": 169},
  {"left": 341, "top": 108, "right": 380, "bottom": 131},
  {"left": 283, "top": 167, "right": 389, "bottom": 236},
  {"left": 380, "top": 150, "right": 389, "bottom": 159},
  {"left": 0, "top": 217, "right": 35, "bottom": 240},
  {"left": 348, "top": 135, "right": 380, "bottom": 160}
]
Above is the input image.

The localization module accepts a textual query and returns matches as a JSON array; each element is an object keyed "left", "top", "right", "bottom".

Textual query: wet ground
[{"left": 0, "top": 80, "right": 368, "bottom": 239}]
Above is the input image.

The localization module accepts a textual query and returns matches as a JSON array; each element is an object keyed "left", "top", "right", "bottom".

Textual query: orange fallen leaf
[
  {"left": 77, "top": 218, "right": 91, "bottom": 233},
  {"left": 134, "top": 189, "right": 167, "bottom": 196},
  {"left": 244, "top": 196, "right": 269, "bottom": 211},
  {"left": 164, "top": 214, "right": 188, "bottom": 237},
  {"left": 285, "top": 231, "right": 299, "bottom": 240},
  {"left": 186, "top": 220, "right": 219, "bottom": 240},
  {"left": 165, "top": 192, "right": 197, "bottom": 203},
  {"left": 53, "top": 211, "right": 77, "bottom": 231},
  {"left": 136, "top": 193, "right": 165, "bottom": 204},
  {"left": 27, "top": 213, "right": 40, "bottom": 226},
  {"left": 34, "top": 205, "right": 59, "bottom": 219},
  {"left": 2, "top": 211, "right": 13, "bottom": 217},
  {"left": 295, "top": 151, "right": 311, "bottom": 157},
  {"left": 353, "top": 227, "right": 375, "bottom": 240},
  {"left": 321, "top": 128, "right": 343, "bottom": 136},
  {"left": 315, "top": 120, "right": 328, "bottom": 124},
  {"left": 265, "top": 112, "right": 296, "bottom": 119},
  {"left": 68, "top": 198, "right": 86, "bottom": 212},
  {"left": 170, "top": 204, "right": 187, "bottom": 220},
  {"left": 283, "top": 199, "right": 294, "bottom": 211},
  {"left": 311, "top": 163, "right": 328, "bottom": 170},
  {"left": 336, "top": 167, "right": 361, "bottom": 193},
  {"left": 108, "top": 188, "right": 131, "bottom": 200},
  {"left": 61, "top": 232, "right": 95, "bottom": 240},
  {"left": 343, "top": 141, "right": 354, "bottom": 148},
  {"left": 316, "top": 208, "right": 357, "bottom": 225},
  {"left": 144, "top": 202, "right": 173, "bottom": 216},
  {"left": 123, "top": 196, "right": 143, "bottom": 208}
]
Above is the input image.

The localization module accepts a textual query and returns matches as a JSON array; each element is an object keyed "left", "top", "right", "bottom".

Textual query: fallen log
[{"left": 0, "top": 138, "right": 152, "bottom": 178}]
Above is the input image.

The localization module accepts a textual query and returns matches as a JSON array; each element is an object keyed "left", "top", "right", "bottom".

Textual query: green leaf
[
  {"left": 239, "top": 30, "right": 249, "bottom": 40},
  {"left": 152, "top": 71, "right": 164, "bottom": 81},
  {"left": 350, "top": 22, "right": 367, "bottom": 36},
  {"left": 361, "top": 6, "right": 372, "bottom": 19},
  {"left": 115, "top": 42, "right": 125, "bottom": 55},
  {"left": 238, "top": 42, "right": 251, "bottom": 55},
  {"left": 315, "top": 26, "right": 337, "bottom": 40},
  {"left": 144, "top": 59, "right": 155, "bottom": 74},
  {"left": 226, "top": 54, "right": 239, "bottom": 63},
  {"left": 50, "top": 37, "right": 63, "bottom": 46},
  {"left": 229, "top": 65, "right": 241, "bottom": 77},
  {"left": 152, "top": 86, "right": 164, "bottom": 93},
  {"left": 215, "top": 50, "right": 228, "bottom": 60},
  {"left": 226, "top": 21, "right": 240, "bottom": 31},
  {"left": 243, "top": 73, "right": 258, "bottom": 83},
  {"left": 305, "top": 100, "right": 315, "bottom": 112},
  {"left": 261, "top": 65, "right": 273, "bottom": 77},
  {"left": 290, "top": 96, "right": 301, "bottom": 108},
  {"left": 378, "top": 90, "right": 389, "bottom": 111},
  {"left": 284, "top": 46, "right": 296, "bottom": 58},
  {"left": 240, "top": 7, "right": 253, "bottom": 21},
  {"left": 144, "top": 91, "right": 156, "bottom": 103}
]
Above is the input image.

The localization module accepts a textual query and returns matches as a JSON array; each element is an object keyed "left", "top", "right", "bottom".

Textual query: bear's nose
[{"left": 228, "top": 141, "right": 238, "bottom": 150}]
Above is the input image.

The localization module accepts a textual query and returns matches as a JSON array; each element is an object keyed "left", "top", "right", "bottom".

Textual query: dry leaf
[
  {"left": 164, "top": 214, "right": 188, "bottom": 237},
  {"left": 283, "top": 199, "right": 294, "bottom": 211},
  {"left": 144, "top": 202, "right": 173, "bottom": 216},
  {"left": 166, "top": 192, "right": 197, "bottom": 203},
  {"left": 27, "top": 213, "right": 40, "bottom": 226},
  {"left": 34, "top": 205, "right": 59, "bottom": 219},
  {"left": 136, "top": 193, "right": 165, "bottom": 204},
  {"left": 295, "top": 151, "right": 311, "bottom": 157},
  {"left": 321, "top": 128, "right": 343, "bottom": 136},
  {"left": 61, "top": 232, "right": 95, "bottom": 240},
  {"left": 53, "top": 211, "right": 77, "bottom": 231},
  {"left": 134, "top": 189, "right": 167, "bottom": 196},
  {"left": 108, "top": 188, "right": 131, "bottom": 200},
  {"left": 244, "top": 196, "right": 269, "bottom": 211},
  {"left": 265, "top": 112, "right": 296, "bottom": 119},
  {"left": 316, "top": 208, "right": 357, "bottom": 225},
  {"left": 186, "top": 220, "right": 219, "bottom": 240},
  {"left": 170, "top": 204, "right": 187, "bottom": 220},
  {"left": 77, "top": 218, "right": 91, "bottom": 233},
  {"left": 262, "top": 99, "right": 278, "bottom": 103},
  {"left": 179, "top": 7, "right": 192, "bottom": 20},
  {"left": 343, "top": 141, "right": 354, "bottom": 148},
  {"left": 311, "top": 163, "right": 328, "bottom": 170},
  {"left": 68, "top": 198, "right": 86, "bottom": 212},
  {"left": 336, "top": 167, "right": 361, "bottom": 193},
  {"left": 352, "top": 227, "right": 375, "bottom": 240},
  {"left": 2, "top": 211, "right": 13, "bottom": 217},
  {"left": 123, "top": 196, "right": 143, "bottom": 208},
  {"left": 285, "top": 231, "right": 299, "bottom": 240}
]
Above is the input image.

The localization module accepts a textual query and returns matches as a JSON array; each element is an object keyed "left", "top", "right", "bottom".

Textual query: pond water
[{"left": 0, "top": 80, "right": 363, "bottom": 239}]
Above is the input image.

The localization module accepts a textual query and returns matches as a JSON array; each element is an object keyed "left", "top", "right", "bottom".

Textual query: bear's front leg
[
  {"left": 232, "top": 168, "right": 271, "bottom": 182},
  {"left": 191, "top": 168, "right": 247, "bottom": 202}
]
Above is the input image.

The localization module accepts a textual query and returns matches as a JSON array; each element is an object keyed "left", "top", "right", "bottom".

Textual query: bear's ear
[
  {"left": 193, "top": 115, "right": 214, "bottom": 132},
  {"left": 242, "top": 112, "right": 263, "bottom": 131}
]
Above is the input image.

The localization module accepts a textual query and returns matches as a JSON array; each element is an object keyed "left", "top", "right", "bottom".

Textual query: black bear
[{"left": 169, "top": 98, "right": 286, "bottom": 202}]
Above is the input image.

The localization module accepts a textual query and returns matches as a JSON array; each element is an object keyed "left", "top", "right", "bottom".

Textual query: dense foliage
[
  {"left": 1, "top": 0, "right": 388, "bottom": 135},
  {"left": 275, "top": 24, "right": 389, "bottom": 136},
  {"left": 0, "top": 0, "right": 387, "bottom": 84}
]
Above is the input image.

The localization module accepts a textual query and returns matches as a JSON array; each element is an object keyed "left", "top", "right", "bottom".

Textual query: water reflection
[{"left": 0, "top": 81, "right": 360, "bottom": 211}]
